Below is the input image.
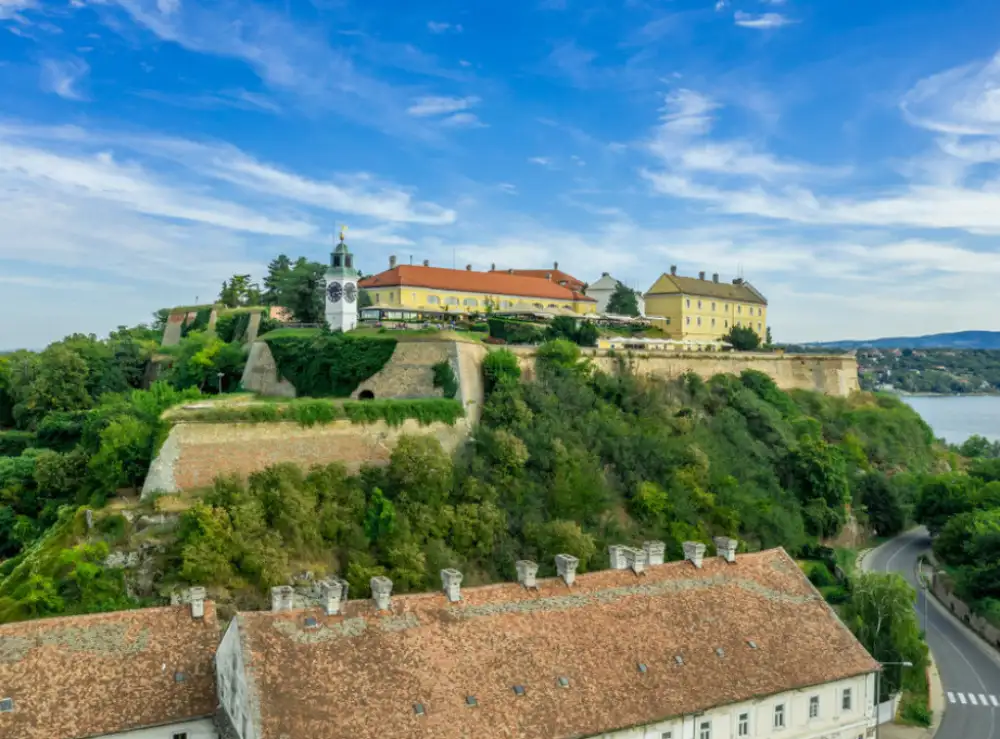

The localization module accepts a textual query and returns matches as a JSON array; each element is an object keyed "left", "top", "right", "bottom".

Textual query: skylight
[
  {"left": 513, "top": 685, "right": 526, "bottom": 696},
  {"left": 715, "top": 647, "right": 725, "bottom": 658},
  {"left": 637, "top": 663, "right": 648, "bottom": 673},
  {"left": 674, "top": 655, "right": 684, "bottom": 665},
  {"left": 747, "top": 640, "right": 759, "bottom": 649},
  {"left": 0, "top": 698, "right": 13, "bottom": 713},
  {"left": 466, "top": 696, "right": 478, "bottom": 707},
  {"left": 557, "top": 676, "right": 570, "bottom": 688},
  {"left": 413, "top": 703, "right": 426, "bottom": 716}
]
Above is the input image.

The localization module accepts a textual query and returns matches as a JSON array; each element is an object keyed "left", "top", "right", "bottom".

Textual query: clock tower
[{"left": 325, "top": 227, "right": 359, "bottom": 332}]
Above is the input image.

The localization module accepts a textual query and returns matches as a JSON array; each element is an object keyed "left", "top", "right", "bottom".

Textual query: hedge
[
  {"left": 263, "top": 332, "right": 397, "bottom": 397},
  {"left": 0, "top": 431, "right": 35, "bottom": 456},
  {"left": 487, "top": 318, "right": 546, "bottom": 344},
  {"left": 170, "top": 398, "right": 464, "bottom": 427},
  {"left": 432, "top": 361, "right": 459, "bottom": 399},
  {"left": 34, "top": 411, "right": 90, "bottom": 451}
]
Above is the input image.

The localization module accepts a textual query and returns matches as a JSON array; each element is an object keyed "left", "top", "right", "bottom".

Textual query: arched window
[
  {"left": 686, "top": 316, "right": 691, "bottom": 325},
  {"left": 697, "top": 300, "right": 702, "bottom": 309},
  {"left": 711, "top": 302, "right": 716, "bottom": 311},
  {"left": 501, "top": 300, "right": 513, "bottom": 309},
  {"left": 697, "top": 317, "right": 702, "bottom": 326},
  {"left": 686, "top": 298, "right": 691, "bottom": 308},
  {"left": 463, "top": 298, "right": 478, "bottom": 307},
  {"left": 445, "top": 296, "right": 459, "bottom": 306},
  {"left": 426, "top": 295, "right": 441, "bottom": 305},
  {"left": 737, "top": 305, "right": 742, "bottom": 314}
]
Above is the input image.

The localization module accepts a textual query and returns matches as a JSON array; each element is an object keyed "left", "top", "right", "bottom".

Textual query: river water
[{"left": 900, "top": 395, "right": 1000, "bottom": 444}]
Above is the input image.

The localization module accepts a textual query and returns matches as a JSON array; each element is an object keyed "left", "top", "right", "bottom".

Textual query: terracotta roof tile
[
  {"left": 503, "top": 269, "right": 586, "bottom": 291},
  {"left": 0, "top": 604, "right": 220, "bottom": 739},
  {"left": 359, "top": 265, "right": 596, "bottom": 302},
  {"left": 239, "top": 548, "right": 877, "bottom": 739}
]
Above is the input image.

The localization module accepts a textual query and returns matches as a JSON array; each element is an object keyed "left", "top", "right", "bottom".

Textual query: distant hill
[{"left": 810, "top": 331, "right": 1000, "bottom": 350}]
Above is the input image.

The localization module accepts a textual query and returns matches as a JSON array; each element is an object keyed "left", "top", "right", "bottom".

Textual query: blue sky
[{"left": 2, "top": 0, "right": 1000, "bottom": 348}]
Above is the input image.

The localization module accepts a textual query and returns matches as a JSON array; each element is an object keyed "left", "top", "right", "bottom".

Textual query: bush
[
  {"left": 482, "top": 350, "right": 521, "bottom": 395},
  {"left": 488, "top": 318, "right": 546, "bottom": 345},
  {"left": 0, "top": 431, "right": 35, "bottom": 456},
  {"left": 170, "top": 398, "right": 465, "bottom": 427},
  {"left": 432, "top": 361, "right": 459, "bottom": 399},
  {"left": 34, "top": 411, "right": 89, "bottom": 451},
  {"left": 264, "top": 332, "right": 397, "bottom": 397},
  {"left": 724, "top": 325, "right": 762, "bottom": 351}
]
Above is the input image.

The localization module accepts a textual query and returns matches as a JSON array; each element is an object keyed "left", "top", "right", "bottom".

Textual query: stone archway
[{"left": 358, "top": 390, "right": 375, "bottom": 400}]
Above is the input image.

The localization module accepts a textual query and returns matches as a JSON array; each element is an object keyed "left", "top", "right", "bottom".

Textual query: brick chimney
[
  {"left": 670, "top": 265, "right": 678, "bottom": 276},
  {"left": 608, "top": 545, "right": 628, "bottom": 570},
  {"left": 441, "top": 569, "right": 463, "bottom": 602},
  {"left": 553, "top": 261, "right": 559, "bottom": 270},
  {"left": 389, "top": 255, "right": 397, "bottom": 269},
  {"left": 271, "top": 585, "right": 294, "bottom": 612},
  {"left": 624, "top": 547, "right": 648, "bottom": 575},
  {"left": 319, "top": 578, "right": 343, "bottom": 616},
  {"left": 683, "top": 541, "right": 706, "bottom": 569},
  {"left": 371, "top": 576, "right": 393, "bottom": 611},
  {"left": 422, "top": 259, "right": 430, "bottom": 267},
  {"left": 713, "top": 537, "right": 738, "bottom": 563},
  {"left": 188, "top": 586, "right": 206, "bottom": 619},
  {"left": 516, "top": 560, "right": 539, "bottom": 588},
  {"left": 712, "top": 273, "right": 719, "bottom": 283},
  {"left": 555, "top": 554, "right": 579, "bottom": 586},
  {"left": 698, "top": 271, "right": 706, "bottom": 280},
  {"left": 643, "top": 540, "right": 666, "bottom": 566}
]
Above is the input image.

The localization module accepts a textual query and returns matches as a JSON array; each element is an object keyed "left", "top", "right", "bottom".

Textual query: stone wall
[
  {"left": 239, "top": 342, "right": 296, "bottom": 398},
  {"left": 931, "top": 570, "right": 1000, "bottom": 652},
  {"left": 142, "top": 419, "right": 471, "bottom": 496},
  {"left": 352, "top": 341, "right": 453, "bottom": 400}
]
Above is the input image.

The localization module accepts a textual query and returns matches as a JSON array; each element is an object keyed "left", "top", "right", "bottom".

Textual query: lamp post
[
  {"left": 217, "top": 372, "right": 225, "bottom": 395},
  {"left": 875, "top": 661, "right": 913, "bottom": 739}
]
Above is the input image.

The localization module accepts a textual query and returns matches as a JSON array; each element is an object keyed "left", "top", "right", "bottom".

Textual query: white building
[
  {"left": 0, "top": 591, "right": 219, "bottom": 739},
  {"left": 214, "top": 542, "right": 880, "bottom": 739},
  {"left": 587, "top": 272, "right": 646, "bottom": 316},
  {"left": 325, "top": 229, "right": 359, "bottom": 332}
]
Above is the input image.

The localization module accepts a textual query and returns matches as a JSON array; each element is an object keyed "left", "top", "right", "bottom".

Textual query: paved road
[{"left": 866, "top": 528, "right": 1000, "bottom": 739}]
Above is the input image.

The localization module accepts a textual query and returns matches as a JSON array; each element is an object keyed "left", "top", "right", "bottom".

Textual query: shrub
[
  {"left": 0, "top": 431, "right": 35, "bottom": 456},
  {"left": 482, "top": 350, "right": 521, "bottom": 395},
  {"left": 432, "top": 361, "right": 459, "bottom": 399},
  {"left": 170, "top": 398, "right": 465, "bottom": 427},
  {"left": 488, "top": 318, "right": 546, "bottom": 345},
  {"left": 264, "top": 332, "right": 397, "bottom": 397},
  {"left": 34, "top": 411, "right": 89, "bottom": 451},
  {"left": 723, "top": 325, "right": 762, "bottom": 351}
]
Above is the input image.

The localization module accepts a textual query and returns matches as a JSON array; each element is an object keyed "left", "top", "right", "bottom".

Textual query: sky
[{"left": 2, "top": 0, "right": 1000, "bottom": 348}]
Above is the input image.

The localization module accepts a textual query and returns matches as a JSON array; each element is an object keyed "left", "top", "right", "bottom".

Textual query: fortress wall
[
  {"left": 352, "top": 341, "right": 452, "bottom": 400},
  {"left": 142, "top": 419, "right": 471, "bottom": 496}
]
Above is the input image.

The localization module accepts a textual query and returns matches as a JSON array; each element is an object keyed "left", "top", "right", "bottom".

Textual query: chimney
[
  {"left": 601, "top": 272, "right": 609, "bottom": 277},
  {"left": 371, "top": 576, "right": 393, "bottom": 611},
  {"left": 643, "top": 540, "right": 666, "bottom": 566},
  {"left": 546, "top": 273, "right": 552, "bottom": 280},
  {"left": 516, "top": 560, "right": 539, "bottom": 588},
  {"left": 507, "top": 268, "right": 514, "bottom": 274},
  {"left": 553, "top": 261, "right": 559, "bottom": 270},
  {"left": 670, "top": 265, "right": 677, "bottom": 276},
  {"left": 466, "top": 264, "right": 472, "bottom": 271},
  {"left": 271, "top": 585, "right": 294, "bottom": 612},
  {"left": 733, "top": 277, "right": 744, "bottom": 285},
  {"left": 624, "top": 547, "right": 648, "bottom": 575},
  {"left": 555, "top": 554, "right": 579, "bottom": 586},
  {"left": 712, "top": 273, "right": 719, "bottom": 283},
  {"left": 608, "top": 545, "right": 628, "bottom": 570},
  {"left": 389, "top": 255, "right": 397, "bottom": 269},
  {"left": 491, "top": 262, "right": 496, "bottom": 271},
  {"left": 698, "top": 271, "right": 706, "bottom": 280},
  {"left": 188, "top": 586, "right": 206, "bottom": 619},
  {"left": 422, "top": 259, "right": 430, "bottom": 267},
  {"left": 441, "top": 568, "right": 463, "bottom": 602},
  {"left": 682, "top": 541, "right": 707, "bottom": 569},
  {"left": 319, "top": 578, "right": 344, "bottom": 616},
  {"left": 713, "top": 537, "right": 738, "bottom": 563}
]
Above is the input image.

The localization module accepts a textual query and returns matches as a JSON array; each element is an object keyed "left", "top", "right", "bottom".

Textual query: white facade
[
  {"left": 96, "top": 718, "right": 217, "bottom": 739},
  {"left": 325, "top": 275, "right": 359, "bottom": 332},
  {"left": 594, "top": 673, "right": 876, "bottom": 739},
  {"left": 216, "top": 619, "right": 259, "bottom": 739},
  {"left": 587, "top": 274, "right": 646, "bottom": 316}
]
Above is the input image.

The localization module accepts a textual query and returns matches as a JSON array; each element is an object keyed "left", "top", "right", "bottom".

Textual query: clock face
[
  {"left": 327, "top": 282, "right": 343, "bottom": 303},
  {"left": 344, "top": 283, "right": 357, "bottom": 303}
]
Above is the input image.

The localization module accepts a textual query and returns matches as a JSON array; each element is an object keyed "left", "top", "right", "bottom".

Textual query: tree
[
  {"left": 914, "top": 473, "right": 979, "bottom": 536},
  {"left": 766, "top": 326, "right": 774, "bottom": 347},
  {"left": 482, "top": 349, "right": 521, "bottom": 395},
  {"left": 606, "top": 282, "right": 640, "bottom": 317},
  {"left": 262, "top": 255, "right": 293, "bottom": 306},
  {"left": 723, "top": 325, "right": 761, "bottom": 351},
  {"left": 843, "top": 572, "right": 928, "bottom": 699},
  {"left": 219, "top": 274, "right": 262, "bottom": 308},
  {"left": 273, "top": 259, "right": 326, "bottom": 324},
  {"left": 781, "top": 436, "right": 850, "bottom": 537},
  {"left": 14, "top": 345, "right": 91, "bottom": 429},
  {"left": 858, "top": 472, "right": 907, "bottom": 537}
]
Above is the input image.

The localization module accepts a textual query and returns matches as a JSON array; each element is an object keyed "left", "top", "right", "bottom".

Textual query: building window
[
  {"left": 758, "top": 307, "right": 762, "bottom": 316},
  {"left": 711, "top": 302, "right": 716, "bottom": 311},
  {"left": 686, "top": 317, "right": 691, "bottom": 325},
  {"left": 464, "top": 298, "right": 479, "bottom": 307},
  {"left": 758, "top": 322, "right": 762, "bottom": 332},
  {"left": 411, "top": 292, "right": 417, "bottom": 302},
  {"left": 699, "top": 720, "right": 711, "bottom": 739},
  {"left": 809, "top": 695, "right": 820, "bottom": 718},
  {"left": 661, "top": 732, "right": 672, "bottom": 739},
  {"left": 445, "top": 296, "right": 459, "bottom": 306},
  {"left": 389, "top": 291, "right": 394, "bottom": 302},
  {"left": 533, "top": 302, "right": 544, "bottom": 309},
  {"left": 724, "top": 320, "right": 729, "bottom": 328},
  {"left": 172, "top": 733, "right": 188, "bottom": 739},
  {"left": 711, "top": 318, "right": 716, "bottom": 327},
  {"left": 842, "top": 688, "right": 852, "bottom": 711},
  {"left": 774, "top": 703, "right": 785, "bottom": 729},
  {"left": 724, "top": 302, "right": 728, "bottom": 311},
  {"left": 738, "top": 712, "right": 749, "bottom": 736},
  {"left": 686, "top": 299, "right": 691, "bottom": 308},
  {"left": 697, "top": 317, "right": 702, "bottom": 326},
  {"left": 738, "top": 305, "right": 742, "bottom": 314},
  {"left": 665, "top": 317, "right": 671, "bottom": 325},
  {"left": 374, "top": 293, "right": 380, "bottom": 305},
  {"left": 427, "top": 295, "right": 441, "bottom": 305},
  {"left": 697, "top": 300, "right": 702, "bottom": 309}
]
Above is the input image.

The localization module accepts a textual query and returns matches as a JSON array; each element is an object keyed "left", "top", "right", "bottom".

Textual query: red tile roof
[
  {"left": 503, "top": 269, "right": 586, "bottom": 291},
  {"left": 359, "top": 265, "right": 596, "bottom": 302},
  {"left": 237, "top": 548, "right": 877, "bottom": 739},
  {"left": 0, "top": 604, "right": 220, "bottom": 739}
]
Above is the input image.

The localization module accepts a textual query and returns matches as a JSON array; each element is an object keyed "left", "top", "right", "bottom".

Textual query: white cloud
[
  {"left": 406, "top": 95, "right": 479, "bottom": 117},
  {"left": 156, "top": 0, "right": 180, "bottom": 13},
  {"left": 900, "top": 52, "right": 1000, "bottom": 136},
  {"left": 441, "top": 112, "right": 486, "bottom": 128},
  {"left": 40, "top": 58, "right": 90, "bottom": 101},
  {"left": 137, "top": 88, "right": 281, "bottom": 113},
  {"left": 427, "top": 21, "right": 462, "bottom": 34},
  {"left": 498, "top": 183, "right": 518, "bottom": 195},
  {"left": 714, "top": 0, "right": 727, "bottom": 11},
  {"left": 0, "top": 0, "right": 34, "bottom": 20},
  {"left": 528, "top": 156, "right": 553, "bottom": 167},
  {"left": 734, "top": 12, "right": 796, "bottom": 29}
]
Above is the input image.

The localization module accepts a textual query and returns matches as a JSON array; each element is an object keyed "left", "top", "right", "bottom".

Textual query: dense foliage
[
  {"left": 171, "top": 398, "right": 464, "bottom": 427},
  {"left": 723, "top": 325, "right": 762, "bottom": 351},
  {"left": 263, "top": 331, "right": 397, "bottom": 397},
  {"left": 605, "top": 282, "right": 641, "bottom": 317},
  {"left": 487, "top": 317, "right": 546, "bottom": 345},
  {"left": 431, "top": 361, "right": 459, "bottom": 399},
  {"left": 858, "top": 348, "right": 1000, "bottom": 394}
]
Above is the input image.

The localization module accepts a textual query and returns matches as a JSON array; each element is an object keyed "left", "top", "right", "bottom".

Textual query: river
[{"left": 900, "top": 395, "right": 1000, "bottom": 444}]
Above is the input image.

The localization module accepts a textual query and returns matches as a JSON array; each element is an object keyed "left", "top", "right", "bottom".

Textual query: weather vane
[{"left": 339, "top": 224, "right": 348, "bottom": 243}]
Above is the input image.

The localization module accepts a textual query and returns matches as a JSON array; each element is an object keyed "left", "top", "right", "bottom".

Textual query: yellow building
[
  {"left": 358, "top": 258, "right": 597, "bottom": 316},
  {"left": 644, "top": 267, "right": 767, "bottom": 341}
]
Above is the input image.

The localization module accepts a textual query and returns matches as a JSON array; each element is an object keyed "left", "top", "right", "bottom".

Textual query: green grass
[
  {"left": 165, "top": 397, "right": 465, "bottom": 427},
  {"left": 218, "top": 305, "right": 269, "bottom": 315},
  {"left": 170, "top": 303, "right": 220, "bottom": 313},
  {"left": 256, "top": 327, "right": 324, "bottom": 340}
]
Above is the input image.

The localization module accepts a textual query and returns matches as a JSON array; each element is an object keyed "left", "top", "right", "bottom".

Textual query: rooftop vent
[
  {"left": 715, "top": 647, "right": 725, "bottom": 658},
  {"left": 413, "top": 703, "right": 426, "bottom": 716},
  {"left": 637, "top": 663, "right": 648, "bottom": 674},
  {"left": 747, "top": 640, "right": 758, "bottom": 650},
  {"left": 674, "top": 655, "right": 684, "bottom": 665},
  {"left": 557, "top": 676, "right": 570, "bottom": 688},
  {"left": 713, "top": 536, "right": 738, "bottom": 563},
  {"left": 608, "top": 544, "right": 628, "bottom": 570},
  {"left": 466, "top": 696, "right": 478, "bottom": 707},
  {"left": 624, "top": 546, "right": 648, "bottom": 575},
  {"left": 441, "top": 568, "right": 463, "bottom": 603},
  {"left": 643, "top": 540, "right": 665, "bottom": 566},
  {"left": 0, "top": 698, "right": 13, "bottom": 713},
  {"left": 507, "top": 268, "right": 514, "bottom": 274},
  {"left": 513, "top": 685, "right": 526, "bottom": 696},
  {"left": 698, "top": 271, "right": 706, "bottom": 280},
  {"left": 270, "top": 585, "right": 294, "bottom": 612},
  {"left": 554, "top": 261, "right": 559, "bottom": 270},
  {"left": 670, "top": 265, "right": 678, "bottom": 276},
  {"left": 515, "top": 560, "right": 539, "bottom": 589},
  {"left": 555, "top": 553, "right": 579, "bottom": 587},
  {"left": 389, "top": 255, "right": 398, "bottom": 269},
  {"left": 304, "top": 616, "right": 319, "bottom": 629},
  {"left": 371, "top": 576, "right": 393, "bottom": 611},
  {"left": 712, "top": 273, "right": 719, "bottom": 283},
  {"left": 491, "top": 262, "right": 496, "bottom": 271},
  {"left": 188, "top": 586, "right": 206, "bottom": 619},
  {"left": 174, "top": 671, "right": 186, "bottom": 683},
  {"left": 682, "top": 541, "right": 706, "bottom": 569},
  {"left": 466, "top": 264, "right": 472, "bottom": 271},
  {"left": 319, "top": 578, "right": 344, "bottom": 616}
]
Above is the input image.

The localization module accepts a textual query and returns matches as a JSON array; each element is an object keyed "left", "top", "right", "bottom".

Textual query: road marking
[
  {"left": 948, "top": 692, "right": 956, "bottom": 703},
  {"left": 982, "top": 694, "right": 990, "bottom": 705},
  {"left": 992, "top": 695, "right": 999, "bottom": 707},
  {"left": 960, "top": 693, "right": 968, "bottom": 704},
  {"left": 971, "top": 694, "right": 979, "bottom": 705}
]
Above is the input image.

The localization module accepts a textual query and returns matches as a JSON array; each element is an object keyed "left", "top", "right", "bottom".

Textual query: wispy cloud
[
  {"left": 427, "top": 21, "right": 462, "bottom": 34},
  {"left": 40, "top": 58, "right": 90, "bottom": 100},
  {"left": 441, "top": 112, "right": 486, "bottom": 128},
  {"left": 900, "top": 51, "right": 1000, "bottom": 136},
  {"left": 0, "top": 0, "right": 34, "bottom": 20},
  {"left": 137, "top": 88, "right": 281, "bottom": 113},
  {"left": 733, "top": 12, "right": 796, "bottom": 29},
  {"left": 528, "top": 156, "right": 554, "bottom": 167},
  {"left": 407, "top": 95, "right": 479, "bottom": 117}
]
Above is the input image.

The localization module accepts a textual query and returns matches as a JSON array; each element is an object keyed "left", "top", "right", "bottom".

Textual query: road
[{"left": 866, "top": 528, "right": 1000, "bottom": 739}]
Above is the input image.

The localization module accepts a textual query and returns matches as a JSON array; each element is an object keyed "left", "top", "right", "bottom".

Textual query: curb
[{"left": 926, "top": 651, "right": 944, "bottom": 739}]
